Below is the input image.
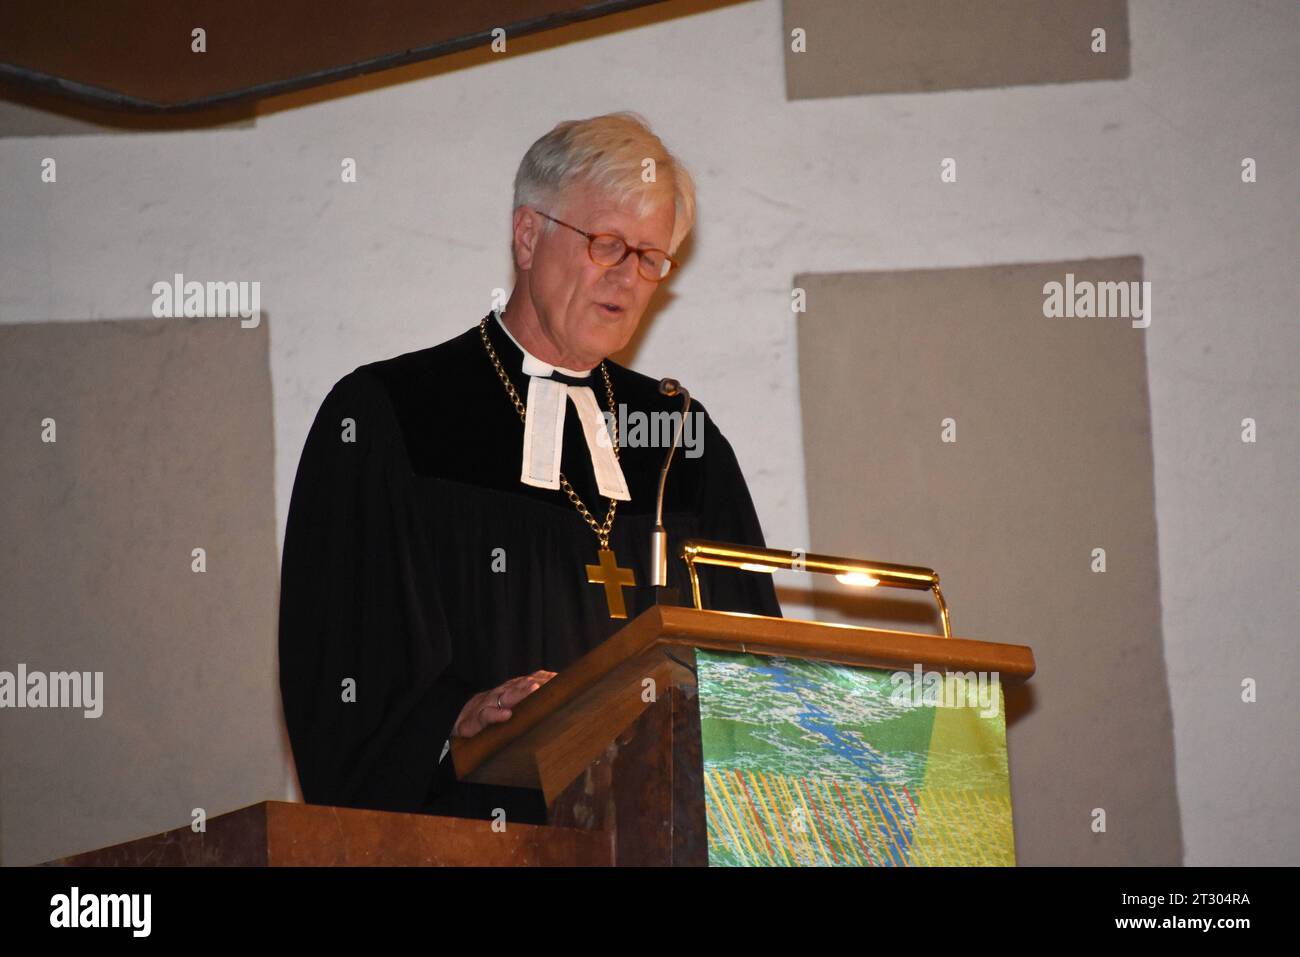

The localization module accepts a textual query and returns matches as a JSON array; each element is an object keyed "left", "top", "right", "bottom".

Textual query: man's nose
[{"left": 605, "top": 252, "right": 640, "bottom": 285}]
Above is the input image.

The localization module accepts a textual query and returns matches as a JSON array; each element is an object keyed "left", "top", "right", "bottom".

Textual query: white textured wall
[{"left": 1, "top": 0, "right": 1295, "bottom": 864}]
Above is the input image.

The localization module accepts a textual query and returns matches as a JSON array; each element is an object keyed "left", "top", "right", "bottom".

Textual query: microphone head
[{"left": 659, "top": 378, "right": 681, "bottom": 397}]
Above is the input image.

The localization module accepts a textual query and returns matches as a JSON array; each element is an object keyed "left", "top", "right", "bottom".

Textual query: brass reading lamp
[
  {"left": 644, "top": 377, "right": 950, "bottom": 637},
  {"left": 678, "top": 540, "right": 953, "bottom": 639}
]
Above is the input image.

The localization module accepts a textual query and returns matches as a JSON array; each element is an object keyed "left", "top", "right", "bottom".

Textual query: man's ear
[{"left": 512, "top": 206, "right": 540, "bottom": 271}]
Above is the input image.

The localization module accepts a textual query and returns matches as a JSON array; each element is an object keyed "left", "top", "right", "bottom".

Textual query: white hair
[{"left": 512, "top": 111, "right": 697, "bottom": 256}]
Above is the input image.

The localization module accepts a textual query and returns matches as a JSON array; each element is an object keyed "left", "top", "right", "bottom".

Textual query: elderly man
[{"left": 278, "top": 111, "right": 781, "bottom": 824}]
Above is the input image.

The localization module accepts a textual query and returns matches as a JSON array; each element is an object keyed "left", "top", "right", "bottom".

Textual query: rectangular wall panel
[
  {"left": 795, "top": 257, "right": 1180, "bottom": 864},
  {"left": 0, "top": 316, "right": 285, "bottom": 865},
  {"left": 784, "top": 0, "right": 1130, "bottom": 98}
]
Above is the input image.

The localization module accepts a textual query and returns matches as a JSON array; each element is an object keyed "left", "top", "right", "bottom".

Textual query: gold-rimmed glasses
[{"left": 534, "top": 209, "right": 678, "bottom": 281}]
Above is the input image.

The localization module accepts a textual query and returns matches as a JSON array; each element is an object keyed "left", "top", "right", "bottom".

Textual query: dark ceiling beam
[{"left": 0, "top": 0, "right": 666, "bottom": 113}]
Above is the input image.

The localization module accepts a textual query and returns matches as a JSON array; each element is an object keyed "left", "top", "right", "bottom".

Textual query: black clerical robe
[{"left": 278, "top": 311, "right": 781, "bottom": 824}]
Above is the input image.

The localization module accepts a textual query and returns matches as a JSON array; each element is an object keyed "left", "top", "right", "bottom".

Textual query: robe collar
[{"left": 490, "top": 308, "right": 631, "bottom": 501}]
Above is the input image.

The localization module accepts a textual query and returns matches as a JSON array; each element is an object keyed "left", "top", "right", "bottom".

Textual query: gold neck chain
[{"left": 479, "top": 313, "right": 621, "bottom": 548}]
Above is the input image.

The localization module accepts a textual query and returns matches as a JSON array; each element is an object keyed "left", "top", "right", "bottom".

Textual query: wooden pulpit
[{"left": 49, "top": 605, "right": 1034, "bottom": 867}]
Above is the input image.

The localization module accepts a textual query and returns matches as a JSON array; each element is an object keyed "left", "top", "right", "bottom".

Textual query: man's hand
[{"left": 452, "top": 670, "right": 557, "bottom": 739}]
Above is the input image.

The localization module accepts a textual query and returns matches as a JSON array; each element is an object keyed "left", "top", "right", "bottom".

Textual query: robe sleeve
[
  {"left": 278, "top": 367, "right": 476, "bottom": 813},
  {"left": 692, "top": 402, "right": 784, "bottom": 619}
]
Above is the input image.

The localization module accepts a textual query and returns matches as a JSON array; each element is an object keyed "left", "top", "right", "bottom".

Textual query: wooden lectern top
[{"left": 453, "top": 606, "right": 1035, "bottom": 804}]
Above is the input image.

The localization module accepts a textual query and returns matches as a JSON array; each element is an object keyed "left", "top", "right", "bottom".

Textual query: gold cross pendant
[{"left": 586, "top": 546, "right": 637, "bottom": 619}]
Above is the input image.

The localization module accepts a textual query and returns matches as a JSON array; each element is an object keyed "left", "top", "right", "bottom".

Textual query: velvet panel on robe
[{"left": 277, "top": 312, "right": 782, "bottom": 823}]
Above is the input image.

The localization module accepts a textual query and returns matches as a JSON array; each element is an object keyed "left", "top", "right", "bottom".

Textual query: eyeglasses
[{"left": 534, "top": 209, "right": 678, "bottom": 282}]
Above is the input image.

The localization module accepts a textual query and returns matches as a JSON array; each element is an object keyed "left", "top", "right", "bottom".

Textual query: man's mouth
[{"left": 598, "top": 302, "right": 625, "bottom": 316}]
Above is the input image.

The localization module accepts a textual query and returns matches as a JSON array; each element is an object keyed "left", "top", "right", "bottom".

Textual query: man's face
[{"left": 523, "top": 189, "right": 675, "bottom": 368}]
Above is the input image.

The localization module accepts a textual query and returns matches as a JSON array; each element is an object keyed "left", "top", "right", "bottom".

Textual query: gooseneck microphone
[{"left": 650, "top": 377, "right": 691, "bottom": 588}]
